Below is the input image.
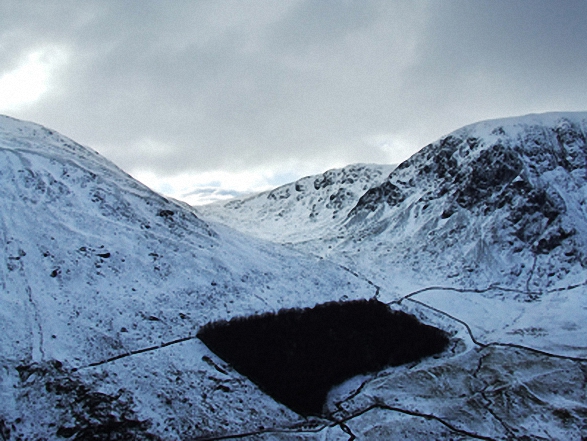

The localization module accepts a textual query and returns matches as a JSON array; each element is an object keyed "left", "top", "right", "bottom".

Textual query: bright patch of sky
[
  {"left": 133, "top": 166, "right": 316, "bottom": 206},
  {"left": 0, "top": 47, "right": 67, "bottom": 111}
]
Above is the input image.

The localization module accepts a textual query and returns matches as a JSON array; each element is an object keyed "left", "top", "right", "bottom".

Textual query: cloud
[
  {"left": 133, "top": 165, "right": 302, "bottom": 206},
  {"left": 1, "top": 0, "right": 586, "bottom": 203},
  {"left": 0, "top": 47, "right": 68, "bottom": 111},
  {"left": 402, "top": 0, "right": 587, "bottom": 124}
]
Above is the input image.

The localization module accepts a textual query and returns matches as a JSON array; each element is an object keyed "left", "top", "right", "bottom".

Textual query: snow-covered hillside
[
  {"left": 340, "top": 112, "right": 587, "bottom": 291},
  {"left": 0, "top": 115, "right": 377, "bottom": 439},
  {"left": 203, "top": 113, "right": 587, "bottom": 291},
  {"left": 325, "top": 112, "right": 587, "bottom": 366},
  {"left": 198, "top": 112, "right": 587, "bottom": 440},
  {"left": 2, "top": 113, "right": 587, "bottom": 440},
  {"left": 198, "top": 163, "right": 396, "bottom": 244}
]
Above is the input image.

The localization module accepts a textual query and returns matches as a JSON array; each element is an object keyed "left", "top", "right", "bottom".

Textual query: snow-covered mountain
[
  {"left": 3, "top": 113, "right": 587, "bottom": 440},
  {"left": 198, "top": 163, "right": 396, "bottom": 244},
  {"left": 203, "top": 113, "right": 587, "bottom": 291},
  {"left": 198, "top": 112, "right": 587, "bottom": 439},
  {"left": 0, "top": 115, "right": 377, "bottom": 439},
  {"left": 341, "top": 112, "right": 587, "bottom": 290}
]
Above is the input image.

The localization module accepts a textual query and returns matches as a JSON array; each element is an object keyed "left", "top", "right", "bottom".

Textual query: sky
[{"left": 1, "top": 0, "right": 586, "bottom": 205}]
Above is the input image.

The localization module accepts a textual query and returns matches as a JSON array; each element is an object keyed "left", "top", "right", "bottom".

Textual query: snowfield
[
  {"left": 2, "top": 112, "right": 587, "bottom": 439},
  {"left": 0, "top": 115, "right": 375, "bottom": 439}
]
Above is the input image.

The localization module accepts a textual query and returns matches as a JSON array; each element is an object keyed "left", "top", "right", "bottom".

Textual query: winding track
[{"left": 71, "top": 276, "right": 587, "bottom": 440}]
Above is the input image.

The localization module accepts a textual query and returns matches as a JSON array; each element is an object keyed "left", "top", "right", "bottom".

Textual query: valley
[{"left": 1, "top": 112, "right": 587, "bottom": 439}]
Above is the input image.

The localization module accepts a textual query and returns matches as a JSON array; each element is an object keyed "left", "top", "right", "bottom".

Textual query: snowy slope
[
  {"left": 203, "top": 113, "right": 587, "bottom": 292},
  {"left": 3, "top": 114, "right": 587, "bottom": 440},
  {"left": 198, "top": 163, "right": 396, "bottom": 244},
  {"left": 321, "top": 113, "right": 587, "bottom": 366},
  {"left": 201, "top": 111, "right": 587, "bottom": 351},
  {"left": 196, "top": 112, "right": 587, "bottom": 440},
  {"left": 0, "top": 115, "right": 378, "bottom": 439},
  {"left": 339, "top": 112, "right": 587, "bottom": 291}
]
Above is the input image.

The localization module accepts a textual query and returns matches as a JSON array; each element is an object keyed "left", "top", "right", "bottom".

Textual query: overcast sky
[{"left": 1, "top": 1, "right": 586, "bottom": 204}]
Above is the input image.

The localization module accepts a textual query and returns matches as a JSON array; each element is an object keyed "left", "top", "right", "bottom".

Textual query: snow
[
  {"left": 196, "top": 111, "right": 587, "bottom": 439},
  {"left": 198, "top": 162, "right": 396, "bottom": 244},
  {"left": 0, "top": 115, "right": 375, "bottom": 439},
  {"left": 415, "top": 284, "right": 587, "bottom": 358},
  {"left": 2, "top": 112, "right": 587, "bottom": 440}
]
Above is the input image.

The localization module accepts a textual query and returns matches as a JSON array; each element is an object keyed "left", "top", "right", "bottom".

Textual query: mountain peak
[
  {"left": 352, "top": 112, "right": 587, "bottom": 216},
  {"left": 199, "top": 162, "right": 396, "bottom": 244},
  {"left": 202, "top": 112, "right": 587, "bottom": 291},
  {"left": 5, "top": 113, "right": 587, "bottom": 440},
  {"left": 342, "top": 112, "right": 587, "bottom": 289}
]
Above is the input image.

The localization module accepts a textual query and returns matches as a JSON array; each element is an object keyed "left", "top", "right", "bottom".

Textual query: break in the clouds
[{"left": 1, "top": 0, "right": 586, "bottom": 203}]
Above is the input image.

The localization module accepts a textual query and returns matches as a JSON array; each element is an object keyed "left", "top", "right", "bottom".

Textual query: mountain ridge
[
  {"left": 2, "top": 112, "right": 587, "bottom": 440},
  {"left": 0, "top": 114, "right": 377, "bottom": 439},
  {"left": 341, "top": 111, "right": 587, "bottom": 291},
  {"left": 202, "top": 111, "right": 587, "bottom": 292},
  {"left": 198, "top": 162, "right": 396, "bottom": 244}
]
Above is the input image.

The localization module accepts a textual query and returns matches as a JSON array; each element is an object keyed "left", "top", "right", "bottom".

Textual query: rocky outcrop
[{"left": 345, "top": 113, "right": 587, "bottom": 290}]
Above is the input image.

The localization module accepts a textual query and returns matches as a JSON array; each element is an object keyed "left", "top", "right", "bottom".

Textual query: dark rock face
[
  {"left": 267, "top": 186, "right": 291, "bottom": 201},
  {"left": 313, "top": 174, "right": 335, "bottom": 190},
  {"left": 11, "top": 362, "right": 158, "bottom": 441},
  {"left": 508, "top": 186, "right": 563, "bottom": 244},
  {"left": 428, "top": 136, "right": 460, "bottom": 181},
  {"left": 454, "top": 144, "right": 523, "bottom": 210},
  {"left": 354, "top": 181, "right": 406, "bottom": 212},
  {"left": 197, "top": 299, "right": 449, "bottom": 416},
  {"left": 341, "top": 115, "right": 587, "bottom": 289},
  {"left": 326, "top": 187, "right": 355, "bottom": 211},
  {"left": 313, "top": 167, "right": 364, "bottom": 191},
  {"left": 352, "top": 118, "right": 586, "bottom": 216}
]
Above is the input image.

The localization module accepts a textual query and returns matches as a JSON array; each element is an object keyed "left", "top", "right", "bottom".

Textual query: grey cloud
[
  {"left": 404, "top": 1, "right": 587, "bottom": 115},
  {"left": 1, "top": 0, "right": 586, "bottom": 181},
  {"left": 424, "top": 0, "right": 587, "bottom": 69},
  {"left": 269, "top": 0, "right": 380, "bottom": 49}
]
